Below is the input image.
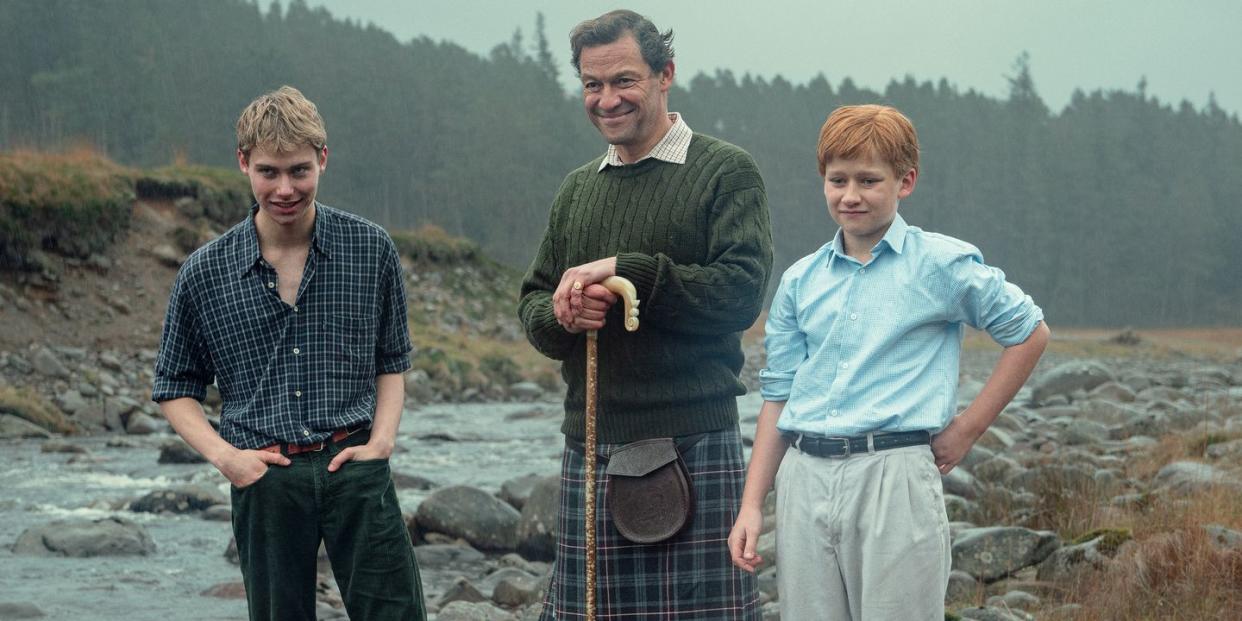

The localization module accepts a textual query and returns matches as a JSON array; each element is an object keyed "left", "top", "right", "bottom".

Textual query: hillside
[
  {"left": 0, "top": 151, "right": 556, "bottom": 435},
  {"left": 3, "top": 1, "right": 1242, "bottom": 325}
]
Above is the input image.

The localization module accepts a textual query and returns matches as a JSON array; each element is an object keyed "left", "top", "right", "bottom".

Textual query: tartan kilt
[{"left": 539, "top": 426, "right": 761, "bottom": 620}]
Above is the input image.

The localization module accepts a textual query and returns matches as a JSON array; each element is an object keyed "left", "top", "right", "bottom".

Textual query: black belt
[{"left": 783, "top": 430, "right": 931, "bottom": 458}]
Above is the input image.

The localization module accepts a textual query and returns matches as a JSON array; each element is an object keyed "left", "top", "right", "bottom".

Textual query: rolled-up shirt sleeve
[
  {"left": 375, "top": 240, "right": 413, "bottom": 375},
  {"left": 950, "top": 252, "right": 1044, "bottom": 347},
  {"left": 759, "top": 273, "right": 806, "bottom": 401},
  {"left": 152, "top": 268, "right": 214, "bottom": 402}
]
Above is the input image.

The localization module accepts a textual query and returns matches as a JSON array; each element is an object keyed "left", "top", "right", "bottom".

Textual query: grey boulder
[
  {"left": 951, "top": 526, "right": 1060, "bottom": 582},
  {"left": 416, "top": 485, "right": 521, "bottom": 551},
  {"left": 13, "top": 517, "right": 156, "bottom": 557},
  {"left": 515, "top": 476, "right": 561, "bottom": 561},
  {"left": 1031, "top": 361, "right": 1114, "bottom": 404}
]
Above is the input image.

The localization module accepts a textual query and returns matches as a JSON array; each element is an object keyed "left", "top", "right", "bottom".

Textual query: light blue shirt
[{"left": 760, "top": 214, "right": 1043, "bottom": 437}]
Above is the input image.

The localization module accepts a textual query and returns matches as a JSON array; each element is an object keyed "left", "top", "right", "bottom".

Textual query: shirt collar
[
  {"left": 826, "top": 212, "right": 910, "bottom": 265},
  {"left": 881, "top": 213, "right": 909, "bottom": 254},
  {"left": 234, "top": 202, "right": 334, "bottom": 277},
  {"left": 598, "top": 112, "right": 692, "bottom": 172}
]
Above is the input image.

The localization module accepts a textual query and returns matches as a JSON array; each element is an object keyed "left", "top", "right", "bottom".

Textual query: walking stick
[{"left": 580, "top": 276, "right": 640, "bottom": 621}]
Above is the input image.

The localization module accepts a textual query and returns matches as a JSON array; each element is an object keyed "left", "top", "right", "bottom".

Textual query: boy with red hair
[{"left": 729, "top": 104, "right": 1049, "bottom": 620}]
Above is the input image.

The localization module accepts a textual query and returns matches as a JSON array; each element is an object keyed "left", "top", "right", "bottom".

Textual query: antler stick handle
[{"left": 583, "top": 275, "right": 639, "bottom": 621}]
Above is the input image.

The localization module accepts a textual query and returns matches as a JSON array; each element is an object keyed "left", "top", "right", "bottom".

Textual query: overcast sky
[{"left": 301, "top": 0, "right": 1241, "bottom": 116}]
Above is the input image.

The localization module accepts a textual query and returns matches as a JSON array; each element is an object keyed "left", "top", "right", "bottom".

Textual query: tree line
[{"left": 2, "top": 0, "right": 1239, "bottom": 326}]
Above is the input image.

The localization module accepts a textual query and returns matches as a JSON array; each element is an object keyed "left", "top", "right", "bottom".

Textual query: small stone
[
  {"left": 87, "top": 253, "right": 114, "bottom": 270},
  {"left": 0, "top": 415, "right": 54, "bottom": 439},
  {"left": 99, "top": 353, "right": 124, "bottom": 372},
  {"left": 203, "top": 505, "right": 233, "bottom": 522},
  {"left": 437, "top": 576, "right": 488, "bottom": 608},
  {"left": 40, "top": 440, "right": 89, "bottom": 454},
  {"left": 126, "top": 412, "right": 162, "bottom": 435},
  {"left": 499, "top": 474, "right": 544, "bottom": 511},
  {"left": 507, "top": 382, "right": 542, "bottom": 401},
  {"left": 0, "top": 602, "right": 46, "bottom": 619},
  {"left": 158, "top": 440, "right": 206, "bottom": 464},
  {"left": 201, "top": 582, "right": 247, "bottom": 599},
  {"left": 150, "top": 245, "right": 184, "bottom": 268},
  {"left": 30, "top": 347, "right": 70, "bottom": 380}
]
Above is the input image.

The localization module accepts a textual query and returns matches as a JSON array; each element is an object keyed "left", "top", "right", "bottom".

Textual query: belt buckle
[{"left": 826, "top": 436, "right": 851, "bottom": 458}]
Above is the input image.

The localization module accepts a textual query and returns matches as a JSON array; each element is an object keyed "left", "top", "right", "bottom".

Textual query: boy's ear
[
  {"left": 898, "top": 167, "right": 918, "bottom": 198},
  {"left": 318, "top": 145, "right": 328, "bottom": 171},
  {"left": 237, "top": 148, "right": 249, "bottom": 173}
]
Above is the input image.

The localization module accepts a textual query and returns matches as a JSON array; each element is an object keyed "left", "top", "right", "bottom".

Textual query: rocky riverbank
[{"left": 4, "top": 340, "right": 1241, "bottom": 620}]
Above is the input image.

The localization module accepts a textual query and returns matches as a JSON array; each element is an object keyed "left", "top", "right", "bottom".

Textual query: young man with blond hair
[
  {"left": 729, "top": 104, "right": 1049, "bottom": 620},
  {"left": 153, "top": 85, "right": 425, "bottom": 620}
]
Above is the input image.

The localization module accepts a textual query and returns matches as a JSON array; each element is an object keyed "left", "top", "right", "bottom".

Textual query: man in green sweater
[{"left": 518, "top": 10, "right": 771, "bottom": 620}]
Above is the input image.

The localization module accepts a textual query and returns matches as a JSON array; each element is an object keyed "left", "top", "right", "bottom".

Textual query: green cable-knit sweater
[{"left": 518, "top": 133, "right": 773, "bottom": 443}]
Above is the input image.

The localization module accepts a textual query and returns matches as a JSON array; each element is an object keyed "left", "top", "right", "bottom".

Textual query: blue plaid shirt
[
  {"left": 152, "top": 203, "right": 412, "bottom": 449},
  {"left": 760, "top": 213, "right": 1043, "bottom": 437}
]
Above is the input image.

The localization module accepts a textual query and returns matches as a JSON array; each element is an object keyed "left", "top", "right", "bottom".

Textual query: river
[{"left": 1, "top": 394, "right": 766, "bottom": 620}]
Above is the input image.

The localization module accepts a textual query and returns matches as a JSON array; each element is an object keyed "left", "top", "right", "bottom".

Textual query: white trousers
[{"left": 775, "top": 444, "right": 951, "bottom": 621}]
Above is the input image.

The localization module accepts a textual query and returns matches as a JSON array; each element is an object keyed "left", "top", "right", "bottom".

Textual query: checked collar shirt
[
  {"left": 153, "top": 203, "right": 412, "bottom": 450},
  {"left": 598, "top": 112, "right": 692, "bottom": 170}
]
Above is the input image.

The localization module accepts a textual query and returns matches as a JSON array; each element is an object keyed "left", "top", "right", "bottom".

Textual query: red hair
[{"left": 817, "top": 104, "right": 919, "bottom": 177}]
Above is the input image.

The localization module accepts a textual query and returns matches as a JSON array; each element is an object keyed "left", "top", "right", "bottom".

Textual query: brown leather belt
[{"left": 258, "top": 425, "right": 368, "bottom": 456}]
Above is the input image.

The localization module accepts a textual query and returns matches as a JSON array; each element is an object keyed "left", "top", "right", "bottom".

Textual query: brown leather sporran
[{"left": 605, "top": 437, "right": 694, "bottom": 544}]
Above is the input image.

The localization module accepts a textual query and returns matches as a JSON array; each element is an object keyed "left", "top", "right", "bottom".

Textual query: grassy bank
[
  {"left": 396, "top": 224, "right": 558, "bottom": 396},
  {"left": 0, "top": 148, "right": 252, "bottom": 270},
  {"left": 135, "top": 163, "right": 251, "bottom": 227},
  {"left": 0, "top": 148, "right": 135, "bottom": 268}
]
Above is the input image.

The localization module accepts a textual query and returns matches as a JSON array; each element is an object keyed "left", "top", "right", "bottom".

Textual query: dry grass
[
  {"left": 0, "top": 386, "right": 76, "bottom": 434},
  {"left": 1006, "top": 479, "right": 1242, "bottom": 620},
  {"left": 393, "top": 224, "right": 481, "bottom": 265},
  {"left": 978, "top": 428, "right": 1242, "bottom": 619},
  {"left": 0, "top": 146, "right": 135, "bottom": 264},
  {"left": 0, "top": 146, "right": 134, "bottom": 206},
  {"left": 967, "top": 454, "right": 1124, "bottom": 539},
  {"left": 1060, "top": 528, "right": 1242, "bottom": 620}
]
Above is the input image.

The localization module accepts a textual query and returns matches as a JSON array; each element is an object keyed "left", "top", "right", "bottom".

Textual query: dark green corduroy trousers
[{"left": 230, "top": 431, "right": 426, "bottom": 621}]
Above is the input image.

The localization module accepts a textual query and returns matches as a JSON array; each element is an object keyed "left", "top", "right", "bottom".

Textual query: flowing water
[{"left": 1, "top": 394, "right": 765, "bottom": 620}]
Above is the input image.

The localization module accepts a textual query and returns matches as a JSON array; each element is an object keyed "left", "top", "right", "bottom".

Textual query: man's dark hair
[{"left": 570, "top": 10, "right": 674, "bottom": 76}]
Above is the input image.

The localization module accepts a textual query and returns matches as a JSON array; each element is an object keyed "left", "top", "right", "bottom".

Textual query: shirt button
[
  {"left": 840, "top": 362, "right": 850, "bottom": 369},
  {"left": 267, "top": 281, "right": 275, "bottom": 288},
  {"left": 294, "top": 390, "right": 302, "bottom": 397},
  {"left": 293, "top": 305, "right": 299, "bottom": 312},
  {"left": 849, "top": 313, "right": 858, "bottom": 321},
  {"left": 303, "top": 429, "right": 310, "bottom": 437},
  {"left": 859, "top": 268, "right": 867, "bottom": 275},
  {"left": 831, "top": 409, "right": 839, "bottom": 417},
  {"left": 293, "top": 347, "right": 301, "bottom": 355}
]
